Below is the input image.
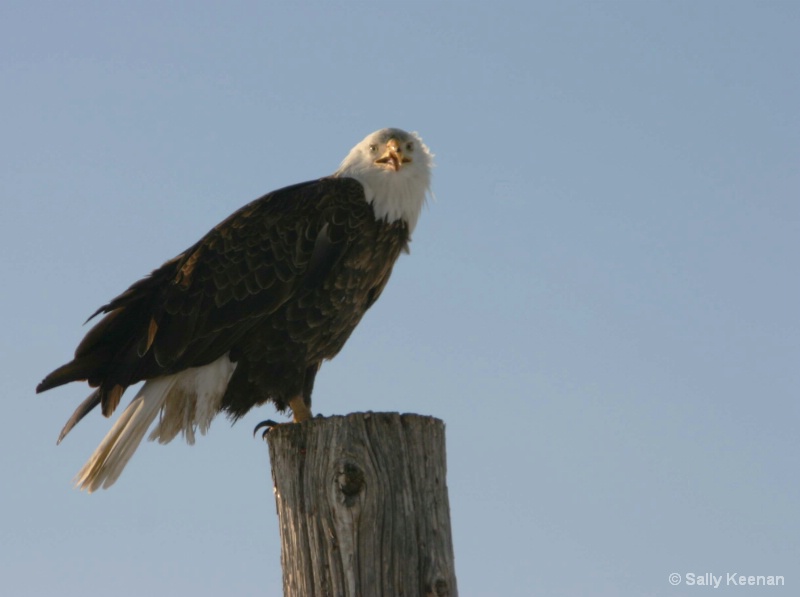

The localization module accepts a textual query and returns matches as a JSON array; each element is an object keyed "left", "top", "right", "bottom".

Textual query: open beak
[{"left": 375, "top": 138, "right": 411, "bottom": 172}]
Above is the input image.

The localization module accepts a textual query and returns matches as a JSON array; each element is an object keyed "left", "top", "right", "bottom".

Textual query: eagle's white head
[{"left": 335, "top": 128, "right": 433, "bottom": 233}]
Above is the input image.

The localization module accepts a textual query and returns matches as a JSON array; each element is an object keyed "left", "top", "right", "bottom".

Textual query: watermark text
[{"left": 669, "top": 572, "right": 785, "bottom": 588}]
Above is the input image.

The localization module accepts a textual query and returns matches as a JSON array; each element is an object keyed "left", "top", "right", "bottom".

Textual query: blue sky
[{"left": 2, "top": 1, "right": 798, "bottom": 595}]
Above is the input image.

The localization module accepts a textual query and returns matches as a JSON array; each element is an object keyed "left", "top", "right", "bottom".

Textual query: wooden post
[{"left": 266, "top": 412, "right": 458, "bottom": 596}]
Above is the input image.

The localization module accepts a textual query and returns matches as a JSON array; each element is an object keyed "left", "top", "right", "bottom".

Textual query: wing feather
[{"left": 39, "top": 176, "right": 371, "bottom": 436}]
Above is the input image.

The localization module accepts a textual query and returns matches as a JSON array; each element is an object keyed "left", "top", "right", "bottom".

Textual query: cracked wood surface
[{"left": 267, "top": 412, "right": 457, "bottom": 597}]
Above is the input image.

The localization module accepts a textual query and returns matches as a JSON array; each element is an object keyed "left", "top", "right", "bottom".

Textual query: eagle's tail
[
  {"left": 74, "top": 354, "right": 237, "bottom": 492},
  {"left": 74, "top": 377, "right": 174, "bottom": 492}
]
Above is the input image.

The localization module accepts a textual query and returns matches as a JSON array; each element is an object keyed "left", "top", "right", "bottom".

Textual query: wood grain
[{"left": 267, "top": 412, "right": 457, "bottom": 596}]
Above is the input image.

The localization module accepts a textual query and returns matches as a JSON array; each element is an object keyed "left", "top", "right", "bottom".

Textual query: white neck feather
[{"left": 349, "top": 172, "right": 428, "bottom": 233}]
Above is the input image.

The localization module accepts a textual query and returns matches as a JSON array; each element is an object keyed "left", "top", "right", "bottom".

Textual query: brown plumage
[
  {"left": 39, "top": 177, "right": 407, "bottom": 420},
  {"left": 36, "top": 128, "right": 433, "bottom": 490}
]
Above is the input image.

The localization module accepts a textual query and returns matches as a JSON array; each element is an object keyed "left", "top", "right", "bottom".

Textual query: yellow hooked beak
[{"left": 375, "top": 138, "right": 412, "bottom": 172}]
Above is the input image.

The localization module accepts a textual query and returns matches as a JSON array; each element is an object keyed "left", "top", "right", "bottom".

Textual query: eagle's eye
[
  {"left": 406, "top": 142, "right": 414, "bottom": 152},
  {"left": 369, "top": 144, "right": 378, "bottom": 153}
]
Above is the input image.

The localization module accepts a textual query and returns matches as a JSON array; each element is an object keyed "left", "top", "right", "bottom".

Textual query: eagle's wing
[{"left": 38, "top": 177, "right": 368, "bottom": 427}]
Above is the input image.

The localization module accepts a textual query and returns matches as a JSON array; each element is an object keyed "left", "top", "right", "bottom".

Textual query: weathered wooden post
[{"left": 266, "top": 412, "right": 457, "bottom": 596}]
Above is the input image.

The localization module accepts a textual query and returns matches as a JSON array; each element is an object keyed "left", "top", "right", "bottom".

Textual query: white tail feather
[
  {"left": 74, "top": 354, "right": 237, "bottom": 492},
  {"left": 74, "top": 378, "right": 173, "bottom": 492},
  {"left": 149, "top": 354, "right": 237, "bottom": 444}
]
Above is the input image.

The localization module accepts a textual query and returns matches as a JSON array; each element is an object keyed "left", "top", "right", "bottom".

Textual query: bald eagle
[{"left": 37, "top": 128, "right": 433, "bottom": 492}]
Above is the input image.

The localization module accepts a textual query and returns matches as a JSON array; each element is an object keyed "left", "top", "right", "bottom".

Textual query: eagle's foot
[
  {"left": 254, "top": 397, "right": 315, "bottom": 440},
  {"left": 253, "top": 419, "right": 281, "bottom": 440},
  {"left": 252, "top": 411, "right": 327, "bottom": 440}
]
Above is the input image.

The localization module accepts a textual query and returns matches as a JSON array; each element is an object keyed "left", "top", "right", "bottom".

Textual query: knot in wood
[
  {"left": 336, "top": 461, "right": 365, "bottom": 504},
  {"left": 430, "top": 578, "right": 450, "bottom": 596}
]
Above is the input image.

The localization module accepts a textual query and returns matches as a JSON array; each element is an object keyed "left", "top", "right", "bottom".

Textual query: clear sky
[{"left": 2, "top": 1, "right": 798, "bottom": 595}]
